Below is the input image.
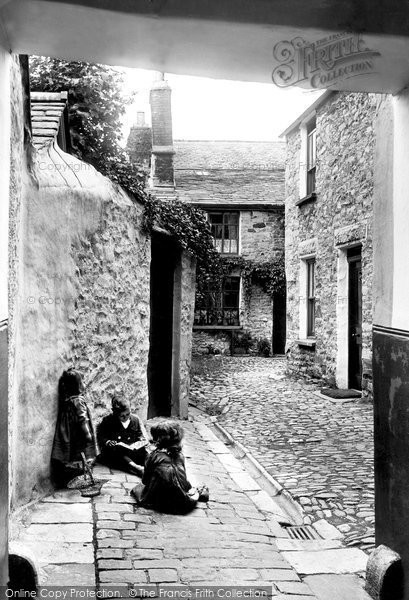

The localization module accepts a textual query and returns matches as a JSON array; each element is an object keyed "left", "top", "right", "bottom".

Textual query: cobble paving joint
[
  {"left": 9, "top": 401, "right": 371, "bottom": 600},
  {"left": 190, "top": 356, "right": 374, "bottom": 553}
]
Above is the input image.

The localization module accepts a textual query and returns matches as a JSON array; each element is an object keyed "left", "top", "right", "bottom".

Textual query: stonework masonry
[
  {"left": 9, "top": 98, "right": 197, "bottom": 509},
  {"left": 192, "top": 207, "right": 284, "bottom": 355},
  {"left": 69, "top": 198, "right": 151, "bottom": 423},
  {"left": 9, "top": 143, "right": 152, "bottom": 508},
  {"left": 192, "top": 331, "right": 231, "bottom": 356},
  {"left": 172, "top": 249, "right": 197, "bottom": 418},
  {"left": 285, "top": 92, "right": 389, "bottom": 393}
]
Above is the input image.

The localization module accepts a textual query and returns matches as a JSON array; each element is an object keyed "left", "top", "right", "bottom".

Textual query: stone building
[
  {"left": 4, "top": 5, "right": 409, "bottom": 589},
  {"left": 175, "top": 140, "right": 286, "bottom": 356},
  {"left": 282, "top": 90, "right": 387, "bottom": 394},
  {"left": 128, "top": 76, "right": 286, "bottom": 357},
  {"left": 7, "top": 62, "right": 196, "bottom": 511}
]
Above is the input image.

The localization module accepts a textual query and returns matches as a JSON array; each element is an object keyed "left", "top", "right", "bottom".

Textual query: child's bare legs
[
  {"left": 124, "top": 456, "right": 144, "bottom": 477},
  {"left": 126, "top": 447, "right": 148, "bottom": 477},
  {"left": 106, "top": 445, "right": 146, "bottom": 477}
]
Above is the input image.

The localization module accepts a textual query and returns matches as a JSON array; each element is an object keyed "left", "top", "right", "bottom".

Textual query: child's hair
[
  {"left": 59, "top": 368, "right": 83, "bottom": 400},
  {"left": 111, "top": 396, "right": 130, "bottom": 414},
  {"left": 150, "top": 421, "right": 184, "bottom": 454}
]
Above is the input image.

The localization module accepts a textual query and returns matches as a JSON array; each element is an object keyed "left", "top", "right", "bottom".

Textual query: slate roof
[
  {"left": 173, "top": 140, "right": 285, "bottom": 207},
  {"left": 30, "top": 91, "right": 68, "bottom": 148}
]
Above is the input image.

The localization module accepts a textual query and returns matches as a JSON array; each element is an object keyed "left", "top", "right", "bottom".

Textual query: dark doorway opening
[
  {"left": 148, "top": 232, "right": 180, "bottom": 418},
  {"left": 273, "top": 291, "right": 287, "bottom": 355},
  {"left": 348, "top": 246, "right": 362, "bottom": 390}
]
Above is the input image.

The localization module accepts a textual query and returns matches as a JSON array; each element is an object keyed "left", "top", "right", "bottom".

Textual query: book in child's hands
[{"left": 116, "top": 439, "right": 149, "bottom": 451}]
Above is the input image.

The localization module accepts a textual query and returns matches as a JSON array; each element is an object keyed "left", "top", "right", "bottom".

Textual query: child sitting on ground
[
  {"left": 97, "top": 397, "right": 149, "bottom": 477},
  {"left": 131, "top": 420, "right": 209, "bottom": 514}
]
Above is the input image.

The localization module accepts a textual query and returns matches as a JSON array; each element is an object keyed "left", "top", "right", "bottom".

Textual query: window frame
[
  {"left": 194, "top": 275, "right": 241, "bottom": 326},
  {"left": 306, "top": 258, "right": 316, "bottom": 338},
  {"left": 208, "top": 211, "right": 240, "bottom": 255},
  {"left": 306, "top": 118, "right": 316, "bottom": 196}
]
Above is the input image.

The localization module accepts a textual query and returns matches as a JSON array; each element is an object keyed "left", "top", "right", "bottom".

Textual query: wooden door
[{"left": 348, "top": 250, "right": 362, "bottom": 390}]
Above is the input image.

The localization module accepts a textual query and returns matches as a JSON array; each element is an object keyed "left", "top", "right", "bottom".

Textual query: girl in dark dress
[
  {"left": 51, "top": 368, "right": 98, "bottom": 486},
  {"left": 97, "top": 397, "right": 149, "bottom": 477},
  {"left": 131, "top": 421, "right": 209, "bottom": 514}
]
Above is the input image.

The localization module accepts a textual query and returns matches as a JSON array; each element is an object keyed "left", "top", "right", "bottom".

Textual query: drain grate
[{"left": 283, "top": 525, "right": 322, "bottom": 540}]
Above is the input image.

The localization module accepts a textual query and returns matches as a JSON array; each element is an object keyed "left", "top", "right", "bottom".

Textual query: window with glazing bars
[
  {"left": 306, "top": 119, "right": 316, "bottom": 195},
  {"left": 194, "top": 276, "right": 240, "bottom": 326},
  {"left": 208, "top": 212, "right": 239, "bottom": 254},
  {"left": 307, "top": 258, "right": 316, "bottom": 337}
]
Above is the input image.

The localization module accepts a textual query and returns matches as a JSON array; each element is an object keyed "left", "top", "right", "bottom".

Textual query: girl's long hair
[
  {"left": 58, "top": 368, "right": 83, "bottom": 402},
  {"left": 150, "top": 421, "right": 184, "bottom": 457}
]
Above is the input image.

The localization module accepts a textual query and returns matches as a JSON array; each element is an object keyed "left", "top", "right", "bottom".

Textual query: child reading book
[{"left": 97, "top": 397, "right": 149, "bottom": 476}]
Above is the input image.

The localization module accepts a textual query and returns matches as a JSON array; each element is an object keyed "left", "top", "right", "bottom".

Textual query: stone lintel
[
  {"left": 334, "top": 224, "right": 367, "bottom": 247},
  {"left": 298, "top": 238, "right": 317, "bottom": 258}
]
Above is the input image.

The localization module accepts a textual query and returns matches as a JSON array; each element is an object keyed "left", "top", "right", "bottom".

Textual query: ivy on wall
[
  {"left": 142, "top": 197, "right": 286, "bottom": 303},
  {"left": 29, "top": 56, "right": 285, "bottom": 301}
]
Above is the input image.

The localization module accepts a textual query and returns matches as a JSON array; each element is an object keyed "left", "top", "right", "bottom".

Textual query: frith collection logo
[{"left": 272, "top": 32, "right": 380, "bottom": 88}]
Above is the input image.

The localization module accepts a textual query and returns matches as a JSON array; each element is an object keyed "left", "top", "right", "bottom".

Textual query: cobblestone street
[
  {"left": 11, "top": 415, "right": 371, "bottom": 599},
  {"left": 190, "top": 357, "right": 374, "bottom": 553}
]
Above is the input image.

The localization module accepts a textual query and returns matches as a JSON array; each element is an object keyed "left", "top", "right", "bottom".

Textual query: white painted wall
[
  {"left": 392, "top": 91, "right": 409, "bottom": 331},
  {"left": 299, "top": 123, "right": 308, "bottom": 200},
  {"left": 336, "top": 248, "right": 349, "bottom": 388},
  {"left": 0, "top": 34, "right": 10, "bottom": 323},
  {"left": 1, "top": 1, "right": 409, "bottom": 92}
]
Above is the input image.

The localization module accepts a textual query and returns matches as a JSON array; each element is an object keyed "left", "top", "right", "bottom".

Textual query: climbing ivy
[
  {"left": 29, "top": 59, "right": 285, "bottom": 298},
  {"left": 197, "top": 254, "right": 286, "bottom": 301},
  {"left": 141, "top": 196, "right": 286, "bottom": 302}
]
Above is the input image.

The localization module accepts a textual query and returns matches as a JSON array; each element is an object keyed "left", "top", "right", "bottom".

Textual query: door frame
[
  {"left": 347, "top": 250, "right": 363, "bottom": 390},
  {"left": 147, "top": 231, "right": 194, "bottom": 420},
  {"left": 336, "top": 243, "right": 363, "bottom": 389}
]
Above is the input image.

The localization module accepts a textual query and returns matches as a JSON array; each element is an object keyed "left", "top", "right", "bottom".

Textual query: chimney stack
[
  {"left": 126, "top": 110, "right": 152, "bottom": 169},
  {"left": 149, "top": 73, "right": 175, "bottom": 188}
]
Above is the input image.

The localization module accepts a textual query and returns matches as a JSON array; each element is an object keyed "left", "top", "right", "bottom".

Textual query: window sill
[
  {"left": 295, "top": 193, "right": 317, "bottom": 207},
  {"left": 296, "top": 338, "right": 316, "bottom": 348},
  {"left": 193, "top": 325, "right": 243, "bottom": 331}
]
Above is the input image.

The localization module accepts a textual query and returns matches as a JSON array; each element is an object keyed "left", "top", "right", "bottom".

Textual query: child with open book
[{"left": 97, "top": 397, "right": 149, "bottom": 477}]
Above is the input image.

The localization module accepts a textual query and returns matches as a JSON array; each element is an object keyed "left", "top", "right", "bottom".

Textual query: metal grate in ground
[{"left": 283, "top": 524, "right": 322, "bottom": 540}]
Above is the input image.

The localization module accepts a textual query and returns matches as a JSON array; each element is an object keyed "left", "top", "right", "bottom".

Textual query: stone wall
[
  {"left": 0, "top": 48, "right": 10, "bottom": 583},
  {"left": 8, "top": 55, "right": 30, "bottom": 511},
  {"left": 193, "top": 206, "right": 284, "bottom": 355},
  {"left": 240, "top": 208, "right": 284, "bottom": 261},
  {"left": 9, "top": 142, "right": 151, "bottom": 508},
  {"left": 285, "top": 92, "right": 387, "bottom": 391},
  {"left": 192, "top": 331, "right": 231, "bottom": 355},
  {"left": 69, "top": 196, "right": 151, "bottom": 423},
  {"left": 171, "top": 250, "right": 197, "bottom": 418}
]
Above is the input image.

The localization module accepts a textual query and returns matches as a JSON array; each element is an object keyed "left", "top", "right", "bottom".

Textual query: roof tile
[
  {"left": 30, "top": 91, "right": 67, "bottom": 148},
  {"left": 173, "top": 140, "right": 285, "bottom": 206}
]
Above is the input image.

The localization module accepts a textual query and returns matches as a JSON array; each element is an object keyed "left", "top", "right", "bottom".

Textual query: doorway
[
  {"left": 147, "top": 232, "right": 179, "bottom": 418},
  {"left": 272, "top": 291, "right": 286, "bottom": 354},
  {"left": 348, "top": 247, "right": 363, "bottom": 390}
]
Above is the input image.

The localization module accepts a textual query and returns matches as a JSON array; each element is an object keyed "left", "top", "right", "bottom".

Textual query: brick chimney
[
  {"left": 149, "top": 73, "right": 175, "bottom": 188},
  {"left": 126, "top": 110, "right": 152, "bottom": 169}
]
